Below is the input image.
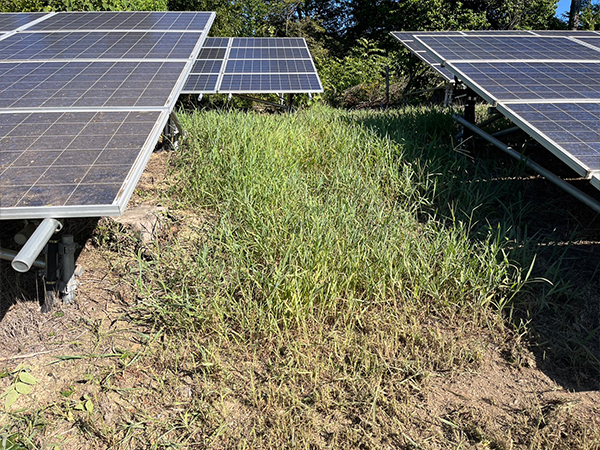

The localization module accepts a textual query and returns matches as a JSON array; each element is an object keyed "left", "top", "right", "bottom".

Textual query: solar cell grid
[
  {"left": 391, "top": 32, "right": 454, "bottom": 82},
  {"left": 0, "top": 110, "right": 161, "bottom": 213},
  {"left": 196, "top": 47, "right": 226, "bottom": 60},
  {"left": 203, "top": 37, "right": 230, "bottom": 47},
  {"left": 0, "top": 31, "right": 203, "bottom": 60},
  {"left": 0, "top": 12, "right": 48, "bottom": 32},
  {"left": 451, "top": 62, "right": 600, "bottom": 102},
  {"left": 231, "top": 37, "right": 305, "bottom": 47},
  {"left": 27, "top": 11, "right": 212, "bottom": 32},
  {"left": 228, "top": 47, "right": 310, "bottom": 59},
  {"left": 219, "top": 73, "right": 321, "bottom": 93},
  {"left": 191, "top": 59, "right": 222, "bottom": 74},
  {"left": 0, "top": 61, "right": 185, "bottom": 109},
  {"left": 183, "top": 74, "right": 219, "bottom": 92},
  {"left": 416, "top": 35, "right": 600, "bottom": 62},
  {"left": 225, "top": 59, "right": 315, "bottom": 74},
  {"left": 573, "top": 37, "right": 600, "bottom": 51},
  {"left": 503, "top": 103, "right": 600, "bottom": 173}
]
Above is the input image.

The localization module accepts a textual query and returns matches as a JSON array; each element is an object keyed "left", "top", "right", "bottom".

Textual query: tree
[{"left": 569, "top": 0, "right": 582, "bottom": 28}]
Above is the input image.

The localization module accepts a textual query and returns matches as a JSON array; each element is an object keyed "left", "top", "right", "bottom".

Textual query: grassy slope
[{"left": 2, "top": 104, "right": 599, "bottom": 448}]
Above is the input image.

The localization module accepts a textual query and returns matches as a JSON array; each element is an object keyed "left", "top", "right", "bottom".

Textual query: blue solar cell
[
  {"left": 228, "top": 47, "right": 310, "bottom": 59},
  {"left": 219, "top": 73, "right": 321, "bottom": 93},
  {"left": 0, "top": 32, "right": 203, "bottom": 60},
  {"left": 225, "top": 59, "right": 315, "bottom": 74},
  {"left": 0, "top": 12, "right": 48, "bottom": 32},
  {"left": 0, "top": 61, "right": 185, "bottom": 108},
  {"left": 0, "top": 111, "right": 161, "bottom": 212},
  {"left": 203, "top": 37, "right": 230, "bottom": 48},
  {"left": 191, "top": 59, "right": 222, "bottom": 74},
  {"left": 451, "top": 62, "right": 600, "bottom": 101},
  {"left": 231, "top": 37, "right": 305, "bottom": 47},
  {"left": 504, "top": 103, "right": 600, "bottom": 173},
  {"left": 416, "top": 36, "right": 600, "bottom": 61},
  {"left": 27, "top": 11, "right": 213, "bottom": 32},
  {"left": 182, "top": 74, "right": 219, "bottom": 92}
]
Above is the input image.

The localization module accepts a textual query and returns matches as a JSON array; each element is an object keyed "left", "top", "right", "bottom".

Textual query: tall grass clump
[{"left": 136, "top": 104, "right": 526, "bottom": 337}]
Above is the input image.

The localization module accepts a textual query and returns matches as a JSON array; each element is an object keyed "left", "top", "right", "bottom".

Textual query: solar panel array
[
  {"left": 182, "top": 37, "right": 323, "bottom": 94},
  {"left": 393, "top": 30, "right": 600, "bottom": 187},
  {"left": 0, "top": 11, "right": 215, "bottom": 220}
]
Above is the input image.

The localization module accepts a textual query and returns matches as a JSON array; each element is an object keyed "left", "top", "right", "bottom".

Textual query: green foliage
[
  {"left": 0, "top": 0, "right": 48, "bottom": 12},
  {"left": 581, "top": 0, "right": 600, "bottom": 29},
  {"left": 46, "top": 0, "right": 167, "bottom": 11},
  {"left": 1, "top": 366, "right": 38, "bottom": 410},
  {"left": 0, "top": 0, "right": 167, "bottom": 11},
  {"left": 316, "top": 38, "right": 395, "bottom": 105}
]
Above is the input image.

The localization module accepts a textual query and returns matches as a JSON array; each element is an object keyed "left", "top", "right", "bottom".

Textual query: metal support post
[
  {"left": 461, "top": 87, "right": 478, "bottom": 150},
  {"left": 59, "top": 234, "right": 79, "bottom": 305},
  {"left": 42, "top": 234, "right": 59, "bottom": 313},
  {"left": 454, "top": 114, "right": 600, "bottom": 214}
]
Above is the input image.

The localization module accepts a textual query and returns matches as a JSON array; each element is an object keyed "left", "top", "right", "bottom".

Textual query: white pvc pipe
[{"left": 12, "top": 218, "right": 61, "bottom": 273}]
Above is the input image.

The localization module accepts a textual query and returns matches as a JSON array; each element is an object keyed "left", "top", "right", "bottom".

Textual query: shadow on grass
[{"left": 347, "top": 106, "right": 600, "bottom": 391}]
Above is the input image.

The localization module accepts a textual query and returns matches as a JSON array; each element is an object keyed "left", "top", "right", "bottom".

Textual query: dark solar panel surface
[
  {"left": 573, "top": 37, "right": 600, "bottom": 50},
  {"left": 452, "top": 62, "right": 600, "bottom": 101},
  {"left": 392, "top": 29, "right": 600, "bottom": 180},
  {"left": 196, "top": 47, "right": 226, "bottom": 59},
  {"left": 225, "top": 59, "right": 315, "bottom": 73},
  {"left": 417, "top": 35, "right": 600, "bottom": 61},
  {"left": 504, "top": 103, "right": 600, "bottom": 172},
  {"left": 0, "top": 111, "right": 160, "bottom": 209},
  {"left": 0, "top": 12, "right": 48, "bottom": 32},
  {"left": 0, "top": 31, "right": 203, "bottom": 60},
  {"left": 203, "top": 37, "right": 229, "bottom": 47},
  {"left": 184, "top": 74, "right": 219, "bottom": 92},
  {"left": 0, "top": 61, "right": 185, "bottom": 108},
  {"left": 191, "top": 58, "right": 222, "bottom": 74},
  {"left": 231, "top": 37, "right": 305, "bottom": 47},
  {"left": 229, "top": 47, "right": 310, "bottom": 59},
  {"left": 219, "top": 73, "right": 322, "bottom": 92},
  {"left": 391, "top": 32, "right": 454, "bottom": 82},
  {"left": 0, "top": 11, "right": 214, "bottom": 219},
  {"left": 27, "top": 11, "right": 212, "bottom": 32},
  {"left": 183, "top": 36, "right": 322, "bottom": 94}
]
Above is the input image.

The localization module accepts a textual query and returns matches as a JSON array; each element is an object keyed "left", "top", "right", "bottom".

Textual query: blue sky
[{"left": 556, "top": 0, "right": 570, "bottom": 18}]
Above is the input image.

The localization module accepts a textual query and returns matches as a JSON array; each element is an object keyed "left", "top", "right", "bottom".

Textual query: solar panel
[
  {"left": 391, "top": 32, "right": 454, "bottom": 82},
  {"left": 0, "top": 11, "right": 216, "bottom": 220},
  {"left": 501, "top": 103, "right": 600, "bottom": 174},
  {"left": 0, "top": 31, "right": 204, "bottom": 60},
  {"left": 0, "top": 110, "right": 162, "bottom": 217},
  {"left": 185, "top": 74, "right": 220, "bottom": 93},
  {"left": 203, "top": 37, "right": 229, "bottom": 47},
  {"left": 416, "top": 35, "right": 600, "bottom": 62},
  {"left": 182, "top": 36, "right": 323, "bottom": 94},
  {"left": 228, "top": 47, "right": 311, "bottom": 59},
  {"left": 392, "top": 30, "right": 600, "bottom": 183},
  {"left": 450, "top": 62, "right": 600, "bottom": 102},
  {"left": 27, "top": 11, "right": 213, "bottom": 32},
  {"left": 0, "top": 12, "right": 49, "bottom": 32},
  {"left": 231, "top": 37, "right": 306, "bottom": 47},
  {"left": 219, "top": 73, "right": 322, "bottom": 92},
  {"left": 0, "top": 61, "right": 186, "bottom": 108}
]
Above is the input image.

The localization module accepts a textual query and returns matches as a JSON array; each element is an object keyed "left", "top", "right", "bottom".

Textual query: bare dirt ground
[{"left": 1, "top": 150, "right": 600, "bottom": 448}]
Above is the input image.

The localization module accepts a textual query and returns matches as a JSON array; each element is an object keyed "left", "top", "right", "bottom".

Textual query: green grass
[
  {"left": 138, "top": 105, "right": 526, "bottom": 336},
  {"left": 3, "top": 104, "right": 599, "bottom": 449}
]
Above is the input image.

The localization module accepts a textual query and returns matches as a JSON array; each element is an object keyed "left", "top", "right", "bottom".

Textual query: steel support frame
[
  {"left": 454, "top": 114, "right": 600, "bottom": 214},
  {"left": 0, "top": 224, "right": 80, "bottom": 311}
]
